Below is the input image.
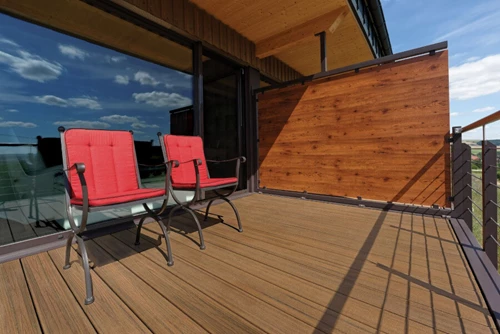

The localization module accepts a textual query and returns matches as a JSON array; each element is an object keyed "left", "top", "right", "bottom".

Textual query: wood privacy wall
[
  {"left": 258, "top": 51, "right": 450, "bottom": 207},
  {"left": 120, "top": 0, "right": 303, "bottom": 82}
]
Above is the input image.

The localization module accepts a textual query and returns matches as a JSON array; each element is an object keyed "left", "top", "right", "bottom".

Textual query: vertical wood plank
[
  {"left": 193, "top": 6, "right": 201, "bottom": 38},
  {"left": 183, "top": 1, "right": 194, "bottom": 35},
  {"left": 203, "top": 10, "right": 212, "bottom": 44},
  {"left": 172, "top": 0, "right": 184, "bottom": 29},
  {"left": 160, "top": 0, "right": 173, "bottom": 23},
  {"left": 211, "top": 16, "right": 220, "bottom": 48}
]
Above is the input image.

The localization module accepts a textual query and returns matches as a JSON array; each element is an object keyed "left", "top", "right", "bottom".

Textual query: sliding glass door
[{"left": 203, "top": 55, "right": 246, "bottom": 190}]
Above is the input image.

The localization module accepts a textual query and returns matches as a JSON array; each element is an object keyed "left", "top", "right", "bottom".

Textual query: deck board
[
  {"left": 0, "top": 260, "right": 41, "bottom": 334},
  {"left": 47, "top": 247, "right": 151, "bottom": 333},
  {"left": 21, "top": 252, "right": 96, "bottom": 333},
  {"left": 0, "top": 194, "right": 495, "bottom": 333}
]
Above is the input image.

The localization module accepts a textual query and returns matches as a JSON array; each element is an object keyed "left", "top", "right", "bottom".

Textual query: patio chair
[
  {"left": 59, "top": 127, "right": 176, "bottom": 305},
  {"left": 157, "top": 133, "right": 245, "bottom": 250}
]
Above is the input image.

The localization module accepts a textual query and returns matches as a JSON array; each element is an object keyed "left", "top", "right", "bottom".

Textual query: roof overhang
[{"left": 190, "top": 0, "right": 392, "bottom": 75}]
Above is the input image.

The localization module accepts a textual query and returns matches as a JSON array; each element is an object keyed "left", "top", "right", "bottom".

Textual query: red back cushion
[
  {"left": 163, "top": 135, "right": 209, "bottom": 184},
  {"left": 64, "top": 129, "right": 139, "bottom": 200}
]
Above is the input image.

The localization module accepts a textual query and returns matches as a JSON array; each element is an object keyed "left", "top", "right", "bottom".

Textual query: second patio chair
[{"left": 159, "top": 133, "right": 245, "bottom": 250}]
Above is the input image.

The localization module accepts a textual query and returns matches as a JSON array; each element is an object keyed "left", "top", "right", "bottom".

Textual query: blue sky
[
  {"left": 0, "top": 13, "right": 193, "bottom": 144},
  {"left": 382, "top": 0, "right": 500, "bottom": 139}
]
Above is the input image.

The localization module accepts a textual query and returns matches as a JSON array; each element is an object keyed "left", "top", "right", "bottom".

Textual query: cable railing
[{"left": 452, "top": 110, "right": 500, "bottom": 270}]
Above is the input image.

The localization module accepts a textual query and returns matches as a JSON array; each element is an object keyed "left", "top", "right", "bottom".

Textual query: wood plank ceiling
[{"left": 189, "top": 0, "right": 375, "bottom": 75}]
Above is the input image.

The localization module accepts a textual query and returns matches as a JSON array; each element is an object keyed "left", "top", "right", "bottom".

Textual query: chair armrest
[
  {"left": 64, "top": 162, "right": 86, "bottom": 174},
  {"left": 64, "top": 162, "right": 88, "bottom": 233},
  {"left": 177, "top": 158, "right": 202, "bottom": 166},
  {"left": 206, "top": 156, "right": 246, "bottom": 164}
]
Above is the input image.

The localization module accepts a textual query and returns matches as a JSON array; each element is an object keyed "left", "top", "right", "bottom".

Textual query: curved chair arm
[
  {"left": 64, "top": 163, "right": 89, "bottom": 233},
  {"left": 207, "top": 156, "right": 246, "bottom": 181},
  {"left": 206, "top": 156, "right": 246, "bottom": 164}
]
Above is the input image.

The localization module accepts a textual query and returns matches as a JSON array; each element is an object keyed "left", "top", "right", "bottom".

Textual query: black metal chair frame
[
  {"left": 59, "top": 127, "right": 175, "bottom": 305},
  {"left": 156, "top": 132, "right": 246, "bottom": 250}
]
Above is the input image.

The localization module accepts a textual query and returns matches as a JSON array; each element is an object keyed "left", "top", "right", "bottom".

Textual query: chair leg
[
  {"left": 155, "top": 217, "right": 174, "bottom": 266},
  {"left": 63, "top": 233, "right": 74, "bottom": 270},
  {"left": 203, "top": 199, "right": 215, "bottom": 222},
  {"left": 181, "top": 206, "right": 206, "bottom": 250},
  {"left": 221, "top": 197, "right": 243, "bottom": 232},
  {"left": 75, "top": 235, "right": 94, "bottom": 305},
  {"left": 135, "top": 216, "right": 146, "bottom": 246}
]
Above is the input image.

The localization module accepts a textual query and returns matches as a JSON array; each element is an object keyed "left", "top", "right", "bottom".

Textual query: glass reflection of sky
[{"left": 0, "top": 13, "right": 193, "bottom": 145}]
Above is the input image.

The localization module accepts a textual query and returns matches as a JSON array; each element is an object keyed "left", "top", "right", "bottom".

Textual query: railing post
[
  {"left": 483, "top": 140, "right": 498, "bottom": 269},
  {"left": 451, "top": 126, "right": 472, "bottom": 229}
]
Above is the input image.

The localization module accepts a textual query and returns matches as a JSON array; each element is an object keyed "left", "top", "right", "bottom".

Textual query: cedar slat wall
[
  {"left": 122, "top": 0, "right": 302, "bottom": 82},
  {"left": 258, "top": 51, "right": 451, "bottom": 207}
]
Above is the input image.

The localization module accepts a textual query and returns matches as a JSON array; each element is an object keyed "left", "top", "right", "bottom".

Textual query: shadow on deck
[{"left": 0, "top": 194, "right": 495, "bottom": 333}]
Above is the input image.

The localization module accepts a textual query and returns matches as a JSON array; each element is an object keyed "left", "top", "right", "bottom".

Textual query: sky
[
  {"left": 0, "top": 13, "right": 193, "bottom": 145},
  {"left": 381, "top": 0, "right": 500, "bottom": 140}
]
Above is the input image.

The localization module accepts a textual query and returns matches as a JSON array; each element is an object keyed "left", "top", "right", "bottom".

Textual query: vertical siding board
[
  {"left": 160, "top": 0, "right": 173, "bottom": 23},
  {"left": 212, "top": 17, "right": 220, "bottom": 48},
  {"left": 184, "top": 1, "right": 194, "bottom": 35},
  {"left": 219, "top": 23, "right": 227, "bottom": 53},
  {"left": 193, "top": 6, "right": 201, "bottom": 38},
  {"left": 203, "top": 10, "right": 212, "bottom": 44},
  {"left": 172, "top": 0, "right": 184, "bottom": 29}
]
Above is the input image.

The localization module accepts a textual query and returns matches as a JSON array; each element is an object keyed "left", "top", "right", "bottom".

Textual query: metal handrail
[{"left": 461, "top": 110, "right": 500, "bottom": 133}]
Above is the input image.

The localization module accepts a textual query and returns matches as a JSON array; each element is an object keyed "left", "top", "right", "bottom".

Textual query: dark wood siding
[
  {"left": 122, "top": 0, "right": 302, "bottom": 82},
  {"left": 258, "top": 51, "right": 451, "bottom": 207}
]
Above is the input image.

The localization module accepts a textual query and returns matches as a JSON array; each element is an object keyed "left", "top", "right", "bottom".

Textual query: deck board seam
[
  {"left": 90, "top": 238, "right": 212, "bottom": 334},
  {"left": 69, "top": 243, "right": 157, "bottom": 334},
  {"left": 18, "top": 259, "right": 43, "bottom": 334},
  {"left": 109, "top": 232, "right": 295, "bottom": 334},
  {"left": 197, "top": 219, "right": 486, "bottom": 311},
  {"left": 166, "top": 219, "right": 442, "bottom": 333},
  {"left": 45, "top": 250, "right": 99, "bottom": 333},
  {"left": 172, "top": 212, "right": 494, "bottom": 331}
]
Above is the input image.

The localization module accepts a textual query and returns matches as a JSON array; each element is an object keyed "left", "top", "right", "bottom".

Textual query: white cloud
[
  {"left": 35, "top": 95, "right": 102, "bottom": 110},
  {"left": 68, "top": 97, "right": 102, "bottom": 110},
  {"left": 0, "top": 50, "right": 63, "bottom": 82},
  {"left": 466, "top": 56, "right": 480, "bottom": 62},
  {"left": 114, "top": 75, "right": 129, "bottom": 85},
  {"left": 35, "top": 95, "right": 67, "bottom": 107},
  {"left": 472, "top": 106, "right": 496, "bottom": 113},
  {"left": 165, "top": 83, "right": 174, "bottom": 89},
  {"left": 134, "top": 71, "right": 160, "bottom": 86},
  {"left": 54, "top": 120, "right": 110, "bottom": 129},
  {"left": 131, "top": 122, "right": 159, "bottom": 129},
  {"left": 0, "top": 38, "right": 18, "bottom": 47},
  {"left": 450, "top": 54, "right": 500, "bottom": 100},
  {"left": 6, "top": 109, "right": 18, "bottom": 113},
  {"left": 0, "top": 121, "right": 36, "bottom": 128},
  {"left": 100, "top": 114, "right": 139, "bottom": 124},
  {"left": 107, "top": 56, "right": 126, "bottom": 63},
  {"left": 58, "top": 44, "right": 88, "bottom": 60},
  {"left": 450, "top": 112, "right": 460, "bottom": 117},
  {"left": 132, "top": 91, "right": 192, "bottom": 109},
  {"left": 434, "top": 11, "right": 499, "bottom": 42}
]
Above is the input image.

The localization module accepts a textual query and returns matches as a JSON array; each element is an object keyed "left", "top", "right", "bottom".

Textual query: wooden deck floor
[{"left": 0, "top": 194, "right": 495, "bottom": 333}]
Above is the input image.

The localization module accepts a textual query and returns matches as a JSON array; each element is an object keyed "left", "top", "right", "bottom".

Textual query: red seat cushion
[
  {"left": 71, "top": 188, "right": 166, "bottom": 207},
  {"left": 172, "top": 177, "right": 238, "bottom": 189},
  {"left": 64, "top": 129, "right": 160, "bottom": 207}
]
